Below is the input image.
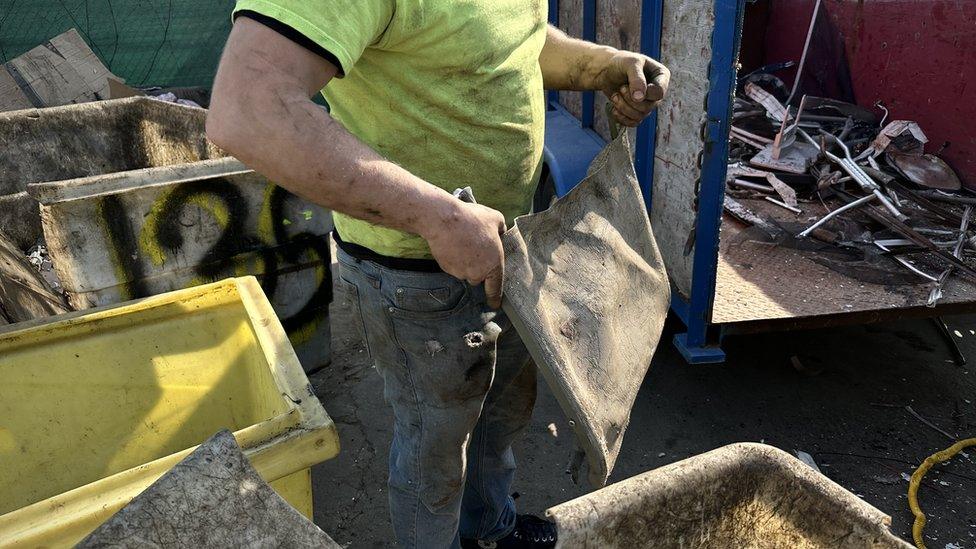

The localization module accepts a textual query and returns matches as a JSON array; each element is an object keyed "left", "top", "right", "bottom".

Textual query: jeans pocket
[
  {"left": 337, "top": 275, "right": 371, "bottom": 359},
  {"left": 388, "top": 277, "right": 470, "bottom": 320}
]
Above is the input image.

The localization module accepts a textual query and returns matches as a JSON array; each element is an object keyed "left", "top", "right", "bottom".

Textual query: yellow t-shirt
[{"left": 233, "top": 0, "right": 548, "bottom": 258}]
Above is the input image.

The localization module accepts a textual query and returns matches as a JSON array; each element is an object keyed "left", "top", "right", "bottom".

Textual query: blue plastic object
[{"left": 543, "top": 106, "right": 604, "bottom": 199}]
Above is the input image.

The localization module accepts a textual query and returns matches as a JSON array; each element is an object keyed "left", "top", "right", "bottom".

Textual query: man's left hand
[{"left": 600, "top": 51, "right": 670, "bottom": 127}]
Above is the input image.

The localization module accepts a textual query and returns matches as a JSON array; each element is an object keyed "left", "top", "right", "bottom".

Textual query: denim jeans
[{"left": 335, "top": 248, "right": 537, "bottom": 548}]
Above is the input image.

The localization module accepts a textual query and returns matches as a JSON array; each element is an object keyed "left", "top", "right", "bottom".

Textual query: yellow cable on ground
[{"left": 909, "top": 437, "right": 976, "bottom": 549}]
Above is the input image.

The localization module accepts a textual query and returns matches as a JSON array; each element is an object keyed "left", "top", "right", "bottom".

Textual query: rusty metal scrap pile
[{"left": 725, "top": 76, "right": 976, "bottom": 305}]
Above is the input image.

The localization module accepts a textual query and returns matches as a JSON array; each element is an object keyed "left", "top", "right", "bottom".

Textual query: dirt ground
[{"left": 310, "top": 294, "right": 976, "bottom": 548}]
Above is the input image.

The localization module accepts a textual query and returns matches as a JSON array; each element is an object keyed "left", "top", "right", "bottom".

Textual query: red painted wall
[{"left": 753, "top": 0, "right": 976, "bottom": 186}]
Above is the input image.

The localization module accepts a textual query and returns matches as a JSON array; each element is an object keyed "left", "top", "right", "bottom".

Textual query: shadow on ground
[{"left": 311, "top": 295, "right": 976, "bottom": 548}]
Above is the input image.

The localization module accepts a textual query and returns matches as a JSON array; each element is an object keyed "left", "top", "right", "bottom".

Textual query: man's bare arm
[
  {"left": 208, "top": 18, "right": 506, "bottom": 306},
  {"left": 539, "top": 25, "right": 670, "bottom": 127}
]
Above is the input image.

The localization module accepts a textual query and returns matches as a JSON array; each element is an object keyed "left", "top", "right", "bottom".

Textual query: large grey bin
[
  {"left": 547, "top": 443, "right": 911, "bottom": 548},
  {"left": 0, "top": 97, "right": 332, "bottom": 371}
]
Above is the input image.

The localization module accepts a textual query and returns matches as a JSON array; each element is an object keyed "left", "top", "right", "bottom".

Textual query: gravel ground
[{"left": 310, "top": 294, "right": 976, "bottom": 548}]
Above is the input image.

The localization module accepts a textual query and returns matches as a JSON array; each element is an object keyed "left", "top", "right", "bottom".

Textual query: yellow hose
[{"left": 908, "top": 438, "right": 976, "bottom": 549}]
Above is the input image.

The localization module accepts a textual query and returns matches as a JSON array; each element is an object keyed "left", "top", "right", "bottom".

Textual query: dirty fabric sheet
[{"left": 501, "top": 132, "right": 670, "bottom": 487}]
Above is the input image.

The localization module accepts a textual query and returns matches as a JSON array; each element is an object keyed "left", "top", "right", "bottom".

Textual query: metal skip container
[
  {"left": 0, "top": 277, "right": 340, "bottom": 547},
  {"left": 1, "top": 97, "right": 332, "bottom": 371}
]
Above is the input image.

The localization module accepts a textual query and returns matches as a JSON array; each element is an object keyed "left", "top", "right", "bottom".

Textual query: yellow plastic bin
[{"left": 0, "top": 277, "right": 340, "bottom": 548}]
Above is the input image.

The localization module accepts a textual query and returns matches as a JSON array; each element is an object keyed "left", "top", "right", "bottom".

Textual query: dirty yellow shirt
[{"left": 233, "top": 0, "right": 548, "bottom": 258}]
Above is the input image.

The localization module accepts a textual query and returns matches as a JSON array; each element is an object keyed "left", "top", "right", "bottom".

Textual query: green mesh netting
[{"left": 0, "top": 0, "right": 234, "bottom": 88}]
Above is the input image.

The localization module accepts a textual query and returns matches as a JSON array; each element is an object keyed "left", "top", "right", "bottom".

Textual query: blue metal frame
[
  {"left": 634, "top": 0, "right": 663, "bottom": 214},
  {"left": 670, "top": 0, "right": 745, "bottom": 364},
  {"left": 580, "top": 0, "right": 597, "bottom": 129},
  {"left": 544, "top": 0, "right": 664, "bottom": 209},
  {"left": 543, "top": 0, "right": 745, "bottom": 364},
  {"left": 544, "top": 104, "right": 605, "bottom": 198}
]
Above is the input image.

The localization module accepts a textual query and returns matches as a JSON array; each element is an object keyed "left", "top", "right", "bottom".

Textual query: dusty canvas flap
[{"left": 501, "top": 131, "right": 670, "bottom": 487}]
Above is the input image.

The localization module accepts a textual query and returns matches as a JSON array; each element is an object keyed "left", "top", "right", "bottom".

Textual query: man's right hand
[{"left": 422, "top": 201, "right": 507, "bottom": 309}]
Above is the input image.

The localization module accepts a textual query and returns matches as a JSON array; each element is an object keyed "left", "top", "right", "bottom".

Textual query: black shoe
[{"left": 460, "top": 514, "right": 557, "bottom": 548}]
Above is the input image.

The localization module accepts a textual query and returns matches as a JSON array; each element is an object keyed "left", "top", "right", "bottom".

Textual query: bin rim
[{"left": 26, "top": 157, "right": 252, "bottom": 205}]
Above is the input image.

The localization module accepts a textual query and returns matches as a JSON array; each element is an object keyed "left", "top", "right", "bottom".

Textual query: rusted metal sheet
[{"left": 889, "top": 153, "right": 962, "bottom": 191}]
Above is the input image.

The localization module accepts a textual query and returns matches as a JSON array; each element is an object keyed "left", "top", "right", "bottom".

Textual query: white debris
[
  {"left": 795, "top": 450, "right": 822, "bottom": 474},
  {"left": 150, "top": 92, "right": 202, "bottom": 108},
  {"left": 424, "top": 340, "right": 444, "bottom": 356}
]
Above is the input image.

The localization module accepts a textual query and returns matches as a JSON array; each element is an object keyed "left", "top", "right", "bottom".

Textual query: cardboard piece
[
  {"left": 0, "top": 29, "right": 115, "bottom": 112},
  {"left": 78, "top": 430, "right": 341, "bottom": 548}
]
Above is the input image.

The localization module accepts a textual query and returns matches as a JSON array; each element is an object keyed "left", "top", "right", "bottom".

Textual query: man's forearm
[{"left": 539, "top": 24, "right": 617, "bottom": 91}]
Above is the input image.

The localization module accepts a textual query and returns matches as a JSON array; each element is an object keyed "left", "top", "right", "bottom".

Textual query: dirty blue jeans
[{"left": 335, "top": 248, "right": 537, "bottom": 548}]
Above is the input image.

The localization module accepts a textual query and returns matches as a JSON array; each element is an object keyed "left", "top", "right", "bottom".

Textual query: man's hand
[
  {"left": 422, "top": 201, "right": 506, "bottom": 309},
  {"left": 600, "top": 51, "right": 670, "bottom": 127},
  {"left": 540, "top": 25, "right": 671, "bottom": 128}
]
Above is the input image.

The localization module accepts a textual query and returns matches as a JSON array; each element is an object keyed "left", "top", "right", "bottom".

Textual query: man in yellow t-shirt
[{"left": 208, "top": 2, "right": 668, "bottom": 547}]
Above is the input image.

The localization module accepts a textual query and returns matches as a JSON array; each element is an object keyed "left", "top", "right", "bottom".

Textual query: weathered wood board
[
  {"left": 558, "top": 0, "right": 584, "bottom": 120},
  {"left": 594, "top": 0, "right": 641, "bottom": 141},
  {"left": 648, "top": 0, "right": 716, "bottom": 298},
  {"left": 0, "top": 29, "right": 114, "bottom": 112}
]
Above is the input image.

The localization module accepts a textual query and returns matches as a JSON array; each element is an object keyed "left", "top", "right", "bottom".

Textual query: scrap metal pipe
[
  {"left": 729, "top": 179, "right": 776, "bottom": 193},
  {"left": 799, "top": 129, "right": 905, "bottom": 220},
  {"left": 798, "top": 193, "right": 876, "bottom": 238}
]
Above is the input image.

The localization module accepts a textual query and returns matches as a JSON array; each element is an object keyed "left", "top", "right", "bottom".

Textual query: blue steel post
[
  {"left": 672, "top": 0, "right": 746, "bottom": 364},
  {"left": 580, "top": 0, "right": 597, "bottom": 129},
  {"left": 634, "top": 0, "right": 663, "bottom": 214}
]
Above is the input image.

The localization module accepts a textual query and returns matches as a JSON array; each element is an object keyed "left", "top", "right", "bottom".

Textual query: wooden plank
[
  {"left": 50, "top": 28, "right": 113, "bottom": 99},
  {"left": 558, "top": 0, "right": 584, "bottom": 119},
  {"left": 648, "top": 0, "right": 716, "bottom": 298},
  {"left": 0, "top": 70, "right": 34, "bottom": 111},
  {"left": 593, "top": 0, "right": 641, "bottom": 141},
  {"left": 1, "top": 29, "right": 113, "bottom": 112}
]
